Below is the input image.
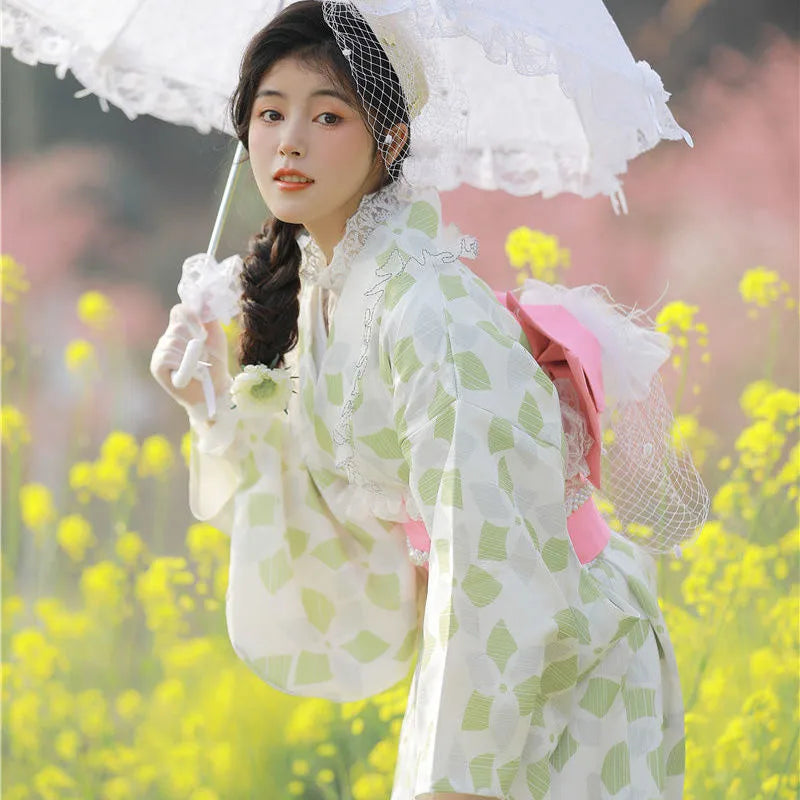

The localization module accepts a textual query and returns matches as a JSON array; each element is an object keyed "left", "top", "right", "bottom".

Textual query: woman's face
[{"left": 247, "top": 56, "right": 385, "bottom": 241}]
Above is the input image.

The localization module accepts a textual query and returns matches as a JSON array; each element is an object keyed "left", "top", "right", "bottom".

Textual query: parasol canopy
[{"left": 2, "top": 0, "right": 691, "bottom": 202}]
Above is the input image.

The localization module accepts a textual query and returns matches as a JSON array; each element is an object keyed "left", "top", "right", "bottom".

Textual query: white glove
[{"left": 150, "top": 303, "right": 232, "bottom": 417}]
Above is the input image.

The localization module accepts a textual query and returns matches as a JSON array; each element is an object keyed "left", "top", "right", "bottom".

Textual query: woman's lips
[{"left": 274, "top": 176, "right": 315, "bottom": 191}]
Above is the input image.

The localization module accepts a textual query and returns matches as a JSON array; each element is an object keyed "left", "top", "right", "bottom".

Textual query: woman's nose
[
  {"left": 279, "top": 142, "right": 304, "bottom": 157},
  {"left": 278, "top": 128, "right": 305, "bottom": 158}
]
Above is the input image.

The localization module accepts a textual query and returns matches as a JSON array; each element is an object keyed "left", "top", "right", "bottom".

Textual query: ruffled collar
[{"left": 297, "top": 178, "right": 417, "bottom": 295}]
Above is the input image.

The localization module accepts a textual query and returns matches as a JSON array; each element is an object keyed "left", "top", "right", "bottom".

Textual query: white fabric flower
[{"left": 230, "top": 365, "right": 291, "bottom": 417}]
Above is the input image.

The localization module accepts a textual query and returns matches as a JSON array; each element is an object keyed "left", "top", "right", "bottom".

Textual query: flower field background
[{"left": 2, "top": 234, "right": 797, "bottom": 798}]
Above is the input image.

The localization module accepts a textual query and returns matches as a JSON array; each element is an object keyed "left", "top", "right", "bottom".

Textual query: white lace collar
[{"left": 297, "top": 179, "right": 417, "bottom": 295}]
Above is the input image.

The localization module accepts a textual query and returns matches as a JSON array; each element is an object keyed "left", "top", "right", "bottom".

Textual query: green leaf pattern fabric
[{"left": 187, "top": 182, "right": 685, "bottom": 799}]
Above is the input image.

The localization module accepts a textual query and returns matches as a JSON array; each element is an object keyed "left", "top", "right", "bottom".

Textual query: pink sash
[{"left": 402, "top": 292, "right": 611, "bottom": 569}]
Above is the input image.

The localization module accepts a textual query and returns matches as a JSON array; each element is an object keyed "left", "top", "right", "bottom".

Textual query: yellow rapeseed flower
[
  {"left": 92, "top": 458, "right": 129, "bottom": 503},
  {"left": 80, "top": 561, "right": 127, "bottom": 613},
  {"left": 755, "top": 388, "right": 800, "bottom": 423},
  {"left": 64, "top": 338, "right": 98, "bottom": 375},
  {"left": 776, "top": 443, "right": 799, "bottom": 487},
  {"left": 32, "top": 765, "right": 76, "bottom": 800},
  {"left": 116, "top": 530, "right": 145, "bottom": 567},
  {"left": 735, "top": 420, "right": 784, "bottom": 468},
  {"left": 351, "top": 717, "right": 365, "bottom": 735},
  {"left": 186, "top": 523, "right": 228, "bottom": 564},
  {"left": 342, "top": 698, "right": 368, "bottom": 720},
  {"left": 367, "top": 739, "right": 397, "bottom": 773},
  {"left": 138, "top": 434, "right": 175, "bottom": 478},
  {"left": 11, "top": 628, "right": 64, "bottom": 680},
  {"left": 154, "top": 677, "right": 186, "bottom": 708},
  {"left": 9, "top": 691, "right": 40, "bottom": 753},
  {"left": 135, "top": 558, "right": 186, "bottom": 635},
  {"left": 286, "top": 699, "right": 334, "bottom": 745},
  {"left": 77, "top": 290, "right": 114, "bottom": 330},
  {"left": 34, "top": 599, "right": 90, "bottom": 640},
  {"left": 0, "top": 255, "right": 30, "bottom": 304},
  {"left": 100, "top": 430, "right": 139, "bottom": 467},
  {"left": 1, "top": 405, "right": 31, "bottom": 452},
  {"left": 505, "top": 227, "right": 570, "bottom": 284},
  {"left": 68, "top": 460, "right": 94, "bottom": 504},
  {"left": 740, "top": 380, "right": 776, "bottom": 418},
  {"left": 54, "top": 729, "right": 81, "bottom": 762},
  {"left": 288, "top": 782, "right": 305, "bottom": 797},
  {"left": 19, "top": 483, "right": 56, "bottom": 531},
  {"left": 317, "top": 769, "right": 335, "bottom": 784},
  {"left": 292, "top": 759, "right": 311, "bottom": 777},
  {"left": 656, "top": 300, "right": 699, "bottom": 334},
  {"left": 56, "top": 514, "right": 96, "bottom": 563},
  {"left": 352, "top": 773, "right": 388, "bottom": 800},
  {"left": 115, "top": 689, "right": 143, "bottom": 722},
  {"left": 738, "top": 266, "right": 784, "bottom": 307}
]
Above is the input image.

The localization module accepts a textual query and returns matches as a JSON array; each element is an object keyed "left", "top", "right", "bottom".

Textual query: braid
[{"left": 238, "top": 217, "right": 303, "bottom": 368}]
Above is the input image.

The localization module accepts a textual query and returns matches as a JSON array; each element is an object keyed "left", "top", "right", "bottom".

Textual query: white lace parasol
[{"left": 2, "top": 0, "right": 690, "bottom": 201}]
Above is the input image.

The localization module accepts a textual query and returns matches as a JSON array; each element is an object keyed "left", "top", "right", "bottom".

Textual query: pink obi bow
[{"left": 403, "top": 291, "right": 611, "bottom": 569}]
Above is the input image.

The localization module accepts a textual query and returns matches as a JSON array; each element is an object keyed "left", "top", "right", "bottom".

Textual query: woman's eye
[
  {"left": 259, "top": 109, "right": 281, "bottom": 122},
  {"left": 317, "top": 112, "right": 340, "bottom": 125}
]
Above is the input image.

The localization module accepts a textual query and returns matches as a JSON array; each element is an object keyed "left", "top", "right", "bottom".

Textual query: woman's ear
[{"left": 384, "top": 122, "right": 409, "bottom": 165}]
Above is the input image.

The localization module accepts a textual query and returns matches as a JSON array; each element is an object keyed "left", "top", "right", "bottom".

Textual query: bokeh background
[{"left": 2, "top": 1, "right": 798, "bottom": 798}]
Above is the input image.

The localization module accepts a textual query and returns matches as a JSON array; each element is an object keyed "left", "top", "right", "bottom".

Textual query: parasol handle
[
  {"left": 169, "top": 139, "right": 246, "bottom": 418},
  {"left": 207, "top": 140, "right": 246, "bottom": 258}
]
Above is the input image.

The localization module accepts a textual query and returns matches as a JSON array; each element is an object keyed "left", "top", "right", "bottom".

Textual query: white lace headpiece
[{"left": 321, "top": 1, "right": 464, "bottom": 187}]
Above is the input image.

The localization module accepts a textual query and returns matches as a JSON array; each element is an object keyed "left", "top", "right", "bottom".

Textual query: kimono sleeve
[
  {"left": 383, "top": 268, "right": 625, "bottom": 798},
  {"left": 187, "top": 399, "right": 242, "bottom": 531},
  {"left": 187, "top": 395, "right": 421, "bottom": 703}
]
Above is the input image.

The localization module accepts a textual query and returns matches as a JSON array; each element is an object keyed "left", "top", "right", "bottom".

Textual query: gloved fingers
[
  {"left": 200, "top": 319, "right": 230, "bottom": 361},
  {"left": 168, "top": 303, "right": 205, "bottom": 340}
]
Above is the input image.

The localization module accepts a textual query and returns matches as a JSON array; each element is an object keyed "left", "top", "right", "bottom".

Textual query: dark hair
[{"left": 231, "top": 0, "right": 410, "bottom": 368}]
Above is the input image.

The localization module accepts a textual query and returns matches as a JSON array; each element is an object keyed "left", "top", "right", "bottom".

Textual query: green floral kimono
[{"left": 188, "top": 180, "right": 685, "bottom": 799}]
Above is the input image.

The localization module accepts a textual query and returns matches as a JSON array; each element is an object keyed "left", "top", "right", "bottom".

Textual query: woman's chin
[{"left": 265, "top": 200, "right": 309, "bottom": 226}]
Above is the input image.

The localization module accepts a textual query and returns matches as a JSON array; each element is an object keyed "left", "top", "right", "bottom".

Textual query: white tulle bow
[
  {"left": 517, "top": 279, "right": 671, "bottom": 406},
  {"left": 177, "top": 252, "right": 243, "bottom": 324}
]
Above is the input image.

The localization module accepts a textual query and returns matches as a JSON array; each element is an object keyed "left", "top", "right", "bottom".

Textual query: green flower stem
[
  {"left": 768, "top": 723, "right": 799, "bottom": 800},
  {"left": 331, "top": 750, "right": 354, "bottom": 800}
]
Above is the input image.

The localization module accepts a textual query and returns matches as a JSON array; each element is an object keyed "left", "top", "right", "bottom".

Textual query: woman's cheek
[{"left": 247, "top": 129, "right": 273, "bottom": 191}]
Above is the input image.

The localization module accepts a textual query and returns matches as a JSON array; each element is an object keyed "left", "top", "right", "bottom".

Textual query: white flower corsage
[{"left": 230, "top": 364, "right": 292, "bottom": 417}]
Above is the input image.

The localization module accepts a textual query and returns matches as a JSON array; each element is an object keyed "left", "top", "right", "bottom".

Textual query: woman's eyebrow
[{"left": 254, "top": 87, "right": 353, "bottom": 105}]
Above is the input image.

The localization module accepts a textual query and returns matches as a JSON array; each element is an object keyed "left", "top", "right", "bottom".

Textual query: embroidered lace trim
[{"left": 297, "top": 178, "right": 417, "bottom": 296}]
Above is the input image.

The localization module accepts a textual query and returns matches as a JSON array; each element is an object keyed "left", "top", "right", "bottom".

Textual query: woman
[{"left": 151, "top": 2, "right": 689, "bottom": 798}]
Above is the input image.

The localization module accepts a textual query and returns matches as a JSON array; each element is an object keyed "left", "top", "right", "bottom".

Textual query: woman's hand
[{"left": 150, "top": 303, "right": 231, "bottom": 411}]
